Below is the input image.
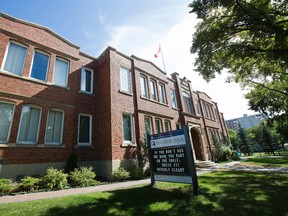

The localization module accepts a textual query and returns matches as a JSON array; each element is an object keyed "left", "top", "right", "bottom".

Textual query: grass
[
  {"left": 0, "top": 171, "right": 287, "bottom": 216},
  {"left": 241, "top": 150, "right": 288, "bottom": 167}
]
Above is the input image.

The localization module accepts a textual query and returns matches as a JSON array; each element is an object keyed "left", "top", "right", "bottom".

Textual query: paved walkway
[{"left": 0, "top": 160, "right": 287, "bottom": 204}]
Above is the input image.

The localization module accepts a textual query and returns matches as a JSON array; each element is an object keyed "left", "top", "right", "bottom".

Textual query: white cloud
[{"left": 98, "top": 5, "right": 257, "bottom": 120}]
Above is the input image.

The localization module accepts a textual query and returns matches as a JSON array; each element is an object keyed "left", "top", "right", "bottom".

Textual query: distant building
[{"left": 226, "top": 114, "right": 268, "bottom": 131}]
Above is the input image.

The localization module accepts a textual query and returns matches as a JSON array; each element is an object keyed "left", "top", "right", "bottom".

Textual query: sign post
[{"left": 148, "top": 126, "right": 199, "bottom": 195}]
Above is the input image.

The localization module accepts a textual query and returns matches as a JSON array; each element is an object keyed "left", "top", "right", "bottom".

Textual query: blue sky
[{"left": 1, "top": 0, "right": 257, "bottom": 119}]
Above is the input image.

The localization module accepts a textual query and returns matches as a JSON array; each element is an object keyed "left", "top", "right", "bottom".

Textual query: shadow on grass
[{"left": 41, "top": 171, "right": 288, "bottom": 216}]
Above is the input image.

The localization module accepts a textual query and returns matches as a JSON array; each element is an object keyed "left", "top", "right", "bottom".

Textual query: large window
[
  {"left": 144, "top": 116, "right": 152, "bottom": 135},
  {"left": 45, "top": 109, "right": 64, "bottom": 144},
  {"left": 140, "top": 76, "right": 148, "bottom": 97},
  {"left": 81, "top": 68, "right": 93, "bottom": 93},
  {"left": 2, "top": 42, "right": 27, "bottom": 76},
  {"left": 158, "top": 83, "right": 167, "bottom": 104},
  {"left": 30, "top": 51, "right": 49, "bottom": 81},
  {"left": 155, "top": 118, "right": 162, "bottom": 134},
  {"left": 53, "top": 58, "right": 69, "bottom": 87},
  {"left": 150, "top": 79, "right": 157, "bottom": 100},
  {"left": 164, "top": 120, "right": 171, "bottom": 132},
  {"left": 17, "top": 105, "right": 41, "bottom": 144},
  {"left": 170, "top": 89, "right": 178, "bottom": 108},
  {"left": 78, "top": 114, "right": 92, "bottom": 146},
  {"left": 182, "top": 92, "right": 193, "bottom": 114},
  {"left": 0, "top": 102, "right": 15, "bottom": 143},
  {"left": 122, "top": 113, "right": 133, "bottom": 143},
  {"left": 120, "top": 67, "right": 131, "bottom": 93},
  {"left": 195, "top": 100, "right": 201, "bottom": 116}
]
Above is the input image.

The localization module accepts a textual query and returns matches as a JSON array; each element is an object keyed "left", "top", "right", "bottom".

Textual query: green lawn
[
  {"left": 1, "top": 171, "right": 287, "bottom": 216},
  {"left": 241, "top": 152, "right": 288, "bottom": 167}
]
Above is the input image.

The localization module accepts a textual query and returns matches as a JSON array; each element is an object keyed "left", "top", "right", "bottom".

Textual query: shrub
[
  {"left": 0, "top": 178, "right": 14, "bottom": 196},
  {"left": 112, "top": 167, "right": 130, "bottom": 181},
  {"left": 17, "top": 176, "right": 40, "bottom": 192},
  {"left": 69, "top": 166, "right": 100, "bottom": 187},
  {"left": 128, "top": 166, "right": 145, "bottom": 180},
  {"left": 41, "top": 167, "right": 68, "bottom": 190},
  {"left": 65, "top": 153, "right": 78, "bottom": 173},
  {"left": 221, "top": 146, "right": 232, "bottom": 161},
  {"left": 231, "top": 150, "right": 241, "bottom": 161}
]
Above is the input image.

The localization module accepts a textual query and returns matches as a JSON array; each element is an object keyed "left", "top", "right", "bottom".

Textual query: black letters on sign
[{"left": 152, "top": 147, "right": 189, "bottom": 174}]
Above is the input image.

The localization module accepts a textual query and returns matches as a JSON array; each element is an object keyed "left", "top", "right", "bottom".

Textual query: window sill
[
  {"left": 79, "top": 91, "right": 95, "bottom": 96},
  {"left": 119, "top": 90, "right": 133, "bottom": 96},
  {"left": 140, "top": 96, "right": 169, "bottom": 107},
  {"left": 76, "top": 144, "right": 93, "bottom": 148},
  {"left": 121, "top": 142, "right": 136, "bottom": 147},
  {"left": 0, "top": 70, "right": 70, "bottom": 90}
]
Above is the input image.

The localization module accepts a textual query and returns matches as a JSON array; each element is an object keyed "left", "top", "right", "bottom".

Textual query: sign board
[{"left": 148, "top": 126, "right": 199, "bottom": 195}]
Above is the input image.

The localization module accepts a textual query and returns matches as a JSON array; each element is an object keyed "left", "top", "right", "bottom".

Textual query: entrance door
[{"left": 191, "top": 128, "right": 203, "bottom": 160}]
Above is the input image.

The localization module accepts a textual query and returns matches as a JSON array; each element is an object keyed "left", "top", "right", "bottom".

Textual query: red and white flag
[{"left": 154, "top": 45, "right": 161, "bottom": 58}]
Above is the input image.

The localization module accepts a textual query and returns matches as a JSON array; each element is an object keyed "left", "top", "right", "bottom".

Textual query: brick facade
[{"left": 0, "top": 13, "right": 229, "bottom": 180}]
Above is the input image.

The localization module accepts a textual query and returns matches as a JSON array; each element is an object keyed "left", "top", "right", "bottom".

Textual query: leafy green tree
[
  {"left": 237, "top": 125, "right": 253, "bottom": 156},
  {"left": 189, "top": 0, "right": 288, "bottom": 138},
  {"left": 228, "top": 129, "right": 239, "bottom": 150}
]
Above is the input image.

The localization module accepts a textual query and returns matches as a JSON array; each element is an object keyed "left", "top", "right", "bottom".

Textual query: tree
[
  {"left": 189, "top": 0, "right": 288, "bottom": 130},
  {"left": 227, "top": 129, "right": 239, "bottom": 150},
  {"left": 237, "top": 124, "right": 253, "bottom": 156}
]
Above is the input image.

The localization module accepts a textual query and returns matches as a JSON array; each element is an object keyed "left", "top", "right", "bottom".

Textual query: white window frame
[
  {"left": 170, "top": 89, "right": 178, "bottom": 109},
  {"left": 1, "top": 41, "right": 28, "bottom": 76},
  {"left": 44, "top": 109, "right": 64, "bottom": 145},
  {"left": 158, "top": 83, "right": 167, "bottom": 104},
  {"left": 0, "top": 101, "right": 15, "bottom": 143},
  {"left": 78, "top": 113, "right": 92, "bottom": 146},
  {"left": 182, "top": 91, "right": 193, "bottom": 114},
  {"left": 53, "top": 57, "right": 69, "bottom": 87},
  {"left": 164, "top": 120, "right": 171, "bottom": 132},
  {"left": 17, "top": 105, "right": 42, "bottom": 144},
  {"left": 155, "top": 118, "right": 162, "bottom": 134},
  {"left": 150, "top": 79, "right": 158, "bottom": 101},
  {"left": 140, "top": 75, "right": 148, "bottom": 97},
  {"left": 81, "top": 67, "right": 94, "bottom": 94},
  {"left": 122, "top": 113, "right": 134, "bottom": 145},
  {"left": 120, "top": 67, "right": 131, "bottom": 93},
  {"left": 176, "top": 123, "right": 181, "bottom": 130},
  {"left": 29, "top": 50, "right": 50, "bottom": 82},
  {"left": 144, "top": 116, "right": 152, "bottom": 135}
]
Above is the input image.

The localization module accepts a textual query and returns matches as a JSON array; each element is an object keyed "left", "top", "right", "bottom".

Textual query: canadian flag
[{"left": 154, "top": 45, "right": 161, "bottom": 58}]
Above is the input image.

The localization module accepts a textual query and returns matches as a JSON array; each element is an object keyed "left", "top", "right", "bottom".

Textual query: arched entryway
[{"left": 190, "top": 127, "right": 204, "bottom": 161}]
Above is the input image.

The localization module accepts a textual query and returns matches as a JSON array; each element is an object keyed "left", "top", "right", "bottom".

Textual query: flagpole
[{"left": 159, "top": 44, "right": 167, "bottom": 73}]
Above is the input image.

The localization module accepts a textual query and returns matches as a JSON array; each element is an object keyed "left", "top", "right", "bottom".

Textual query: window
[
  {"left": 176, "top": 123, "right": 181, "bottom": 130},
  {"left": 170, "top": 89, "right": 178, "bottom": 108},
  {"left": 53, "top": 58, "right": 69, "bottom": 87},
  {"left": 120, "top": 67, "right": 131, "bottom": 93},
  {"left": 122, "top": 113, "right": 133, "bottom": 143},
  {"left": 195, "top": 100, "right": 201, "bottom": 116},
  {"left": 17, "top": 105, "right": 41, "bottom": 144},
  {"left": 78, "top": 114, "right": 92, "bottom": 146},
  {"left": 182, "top": 92, "right": 193, "bottom": 114},
  {"left": 150, "top": 79, "right": 157, "bottom": 100},
  {"left": 2, "top": 42, "right": 27, "bottom": 75},
  {"left": 0, "top": 102, "right": 15, "bottom": 143},
  {"left": 144, "top": 116, "right": 152, "bottom": 135},
  {"left": 155, "top": 119, "right": 162, "bottom": 134},
  {"left": 140, "top": 76, "right": 148, "bottom": 97},
  {"left": 81, "top": 67, "right": 93, "bottom": 93},
  {"left": 45, "top": 109, "right": 64, "bottom": 144},
  {"left": 164, "top": 120, "right": 171, "bottom": 132},
  {"left": 30, "top": 51, "right": 49, "bottom": 81},
  {"left": 158, "top": 83, "right": 167, "bottom": 104}
]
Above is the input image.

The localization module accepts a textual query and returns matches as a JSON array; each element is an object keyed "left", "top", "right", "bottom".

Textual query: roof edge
[{"left": 0, "top": 12, "right": 80, "bottom": 49}]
